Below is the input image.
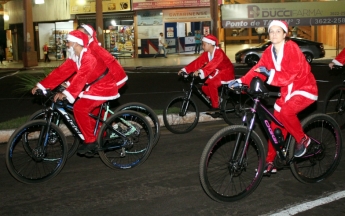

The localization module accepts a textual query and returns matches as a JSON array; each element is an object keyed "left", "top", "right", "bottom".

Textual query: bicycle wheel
[
  {"left": 28, "top": 109, "right": 80, "bottom": 158},
  {"left": 323, "top": 84, "right": 345, "bottom": 130},
  {"left": 6, "top": 120, "right": 68, "bottom": 184},
  {"left": 289, "top": 113, "right": 342, "bottom": 183},
  {"left": 199, "top": 126, "right": 265, "bottom": 202},
  {"left": 221, "top": 92, "right": 252, "bottom": 125},
  {"left": 114, "top": 102, "right": 160, "bottom": 147},
  {"left": 163, "top": 96, "right": 199, "bottom": 134},
  {"left": 97, "top": 110, "right": 154, "bottom": 170}
]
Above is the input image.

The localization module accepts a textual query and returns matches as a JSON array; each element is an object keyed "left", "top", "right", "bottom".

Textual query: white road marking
[
  {"left": 0, "top": 71, "right": 19, "bottom": 80},
  {"left": 267, "top": 190, "right": 345, "bottom": 216}
]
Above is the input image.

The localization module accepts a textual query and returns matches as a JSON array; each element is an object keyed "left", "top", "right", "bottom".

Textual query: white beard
[{"left": 67, "top": 46, "right": 78, "bottom": 62}]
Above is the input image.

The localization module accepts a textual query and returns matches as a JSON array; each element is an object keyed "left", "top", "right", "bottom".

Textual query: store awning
[{"left": 75, "top": 12, "right": 134, "bottom": 22}]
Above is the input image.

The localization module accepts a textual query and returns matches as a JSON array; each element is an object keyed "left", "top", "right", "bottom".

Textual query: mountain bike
[
  {"left": 199, "top": 77, "right": 342, "bottom": 202},
  {"left": 163, "top": 72, "right": 248, "bottom": 134},
  {"left": 6, "top": 90, "right": 154, "bottom": 184},
  {"left": 29, "top": 98, "right": 160, "bottom": 158},
  {"left": 323, "top": 65, "right": 345, "bottom": 130}
]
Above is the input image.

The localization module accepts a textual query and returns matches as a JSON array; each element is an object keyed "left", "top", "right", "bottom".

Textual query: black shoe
[
  {"left": 206, "top": 107, "right": 220, "bottom": 114},
  {"left": 77, "top": 142, "right": 98, "bottom": 155},
  {"left": 164, "top": 56, "right": 167, "bottom": 58}
]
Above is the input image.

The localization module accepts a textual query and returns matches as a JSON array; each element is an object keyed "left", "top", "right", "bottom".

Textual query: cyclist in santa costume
[
  {"left": 78, "top": 24, "right": 128, "bottom": 89},
  {"left": 178, "top": 34, "right": 235, "bottom": 113},
  {"left": 229, "top": 20, "right": 318, "bottom": 174},
  {"left": 329, "top": 48, "right": 345, "bottom": 68},
  {"left": 32, "top": 30, "right": 119, "bottom": 155}
]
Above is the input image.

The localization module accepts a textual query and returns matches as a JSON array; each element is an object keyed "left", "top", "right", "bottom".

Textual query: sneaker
[
  {"left": 77, "top": 141, "right": 98, "bottom": 155},
  {"left": 206, "top": 107, "right": 220, "bottom": 114},
  {"left": 263, "top": 162, "right": 277, "bottom": 174},
  {"left": 164, "top": 56, "right": 168, "bottom": 58},
  {"left": 294, "top": 135, "right": 311, "bottom": 157}
]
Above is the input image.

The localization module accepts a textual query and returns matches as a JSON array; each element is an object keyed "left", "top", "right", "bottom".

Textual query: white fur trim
[
  {"left": 268, "top": 20, "right": 288, "bottom": 33},
  {"left": 62, "top": 90, "right": 75, "bottom": 104},
  {"left": 266, "top": 69, "right": 275, "bottom": 84},
  {"left": 78, "top": 92, "right": 121, "bottom": 101},
  {"left": 202, "top": 37, "right": 216, "bottom": 45},
  {"left": 117, "top": 76, "right": 128, "bottom": 86},
  {"left": 67, "top": 34, "right": 84, "bottom": 46},
  {"left": 81, "top": 24, "right": 94, "bottom": 36},
  {"left": 332, "top": 59, "right": 343, "bottom": 66},
  {"left": 274, "top": 103, "right": 281, "bottom": 112},
  {"left": 199, "top": 69, "right": 205, "bottom": 79},
  {"left": 36, "top": 83, "right": 47, "bottom": 95}
]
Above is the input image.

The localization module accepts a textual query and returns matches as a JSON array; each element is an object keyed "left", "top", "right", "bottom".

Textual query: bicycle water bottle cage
[{"left": 249, "top": 77, "right": 269, "bottom": 97}]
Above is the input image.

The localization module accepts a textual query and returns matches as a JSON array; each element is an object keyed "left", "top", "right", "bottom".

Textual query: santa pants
[
  {"left": 266, "top": 95, "right": 314, "bottom": 163},
  {"left": 73, "top": 98, "right": 107, "bottom": 143},
  {"left": 202, "top": 77, "right": 222, "bottom": 108}
]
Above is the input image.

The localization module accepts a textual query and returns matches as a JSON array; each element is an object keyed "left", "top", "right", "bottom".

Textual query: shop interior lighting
[
  {"left": 4, "top": 14, "right": 9, "bottom": 21},
  {"left": 111, "top": 20, "right": 116, "bottom": 26},
  {"left": 35, "top": 0, "right": 45, "bottom": 4}
]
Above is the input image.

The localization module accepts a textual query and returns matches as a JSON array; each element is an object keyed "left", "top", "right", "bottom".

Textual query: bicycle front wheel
[
  {"left": 289, "top": 113, "right": 342, "bottom": 183},
  {"left": 114, "top": 102, "right": 160, "bottom": 147},
  {"left": 163, "top": 96, "right": 199, "bottom": 134},
  {"left": 97, "top": 110, "right": 154, "bottom": 170},
  {"left": 323, "top": 84, "right": 345, "bottom": 130},
  {"left": 199, "top": 126, "right": 265, "bottom": 202},
  {"left": 28, "top": 109, "right": 79, "bottom": 158},
  {"left": 6, "top": 120, "right": 68, "bottom": 184}
]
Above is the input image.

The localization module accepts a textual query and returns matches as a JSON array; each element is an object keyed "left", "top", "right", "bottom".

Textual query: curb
[{"left": 0, "top": 113, "right": 223, "bottom": 144}]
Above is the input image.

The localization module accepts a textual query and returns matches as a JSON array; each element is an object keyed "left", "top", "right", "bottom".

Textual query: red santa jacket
[
  {"left": 88, "top": 38, "right": 128, "bottom": 87},
  {"left": 332, "top": 48, "right": 345, "bottom": 66},
  {"left": 182, "top": 47, "right": 235, "bottom": 83},
  {"left": 237, "top": 40, "right": 318, "bottom": 112},
  {"left": 37, "top": 48, "right": 119, "bottom": 104}
]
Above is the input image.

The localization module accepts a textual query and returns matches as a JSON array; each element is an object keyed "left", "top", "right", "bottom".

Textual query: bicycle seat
[{"left": 249, "top": 77, "right": 269, "bottom": 96}]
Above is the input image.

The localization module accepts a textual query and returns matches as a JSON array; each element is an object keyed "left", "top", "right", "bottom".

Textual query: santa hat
[
  {"left": 268, "top": 20, "right": 288, "bottom": 33},
  {"left": 202, "top": 34, "right": 218, "bottom": 46},
  {"left": 66, "top": 30, "right": 89, "bottom": 47},
  {"left": 81, "top": 24, "right": 99, "bottom": 43}
]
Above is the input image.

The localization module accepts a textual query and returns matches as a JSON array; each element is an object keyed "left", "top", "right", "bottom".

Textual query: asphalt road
[
  {"left": 0, "top": 120, "right": 344, "bottom": 215},
  {"left": 1, "top": 64, "right": 345, "bottom": 215}
]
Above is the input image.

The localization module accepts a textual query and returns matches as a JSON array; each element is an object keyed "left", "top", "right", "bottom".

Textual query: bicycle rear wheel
[
  {"left": 323, "top": 84, "right": 345, "bottom": 130},
  {"left": 221, "top": 92, "right": 252, "bottom": 125},
  {"left": 28, "top": 109, "right": 79, "bottom": 158},
  {"left": 97, "top": 110, "right": 154, "bottom": 170},
  {"left": 289, "top": 113, "right": 342, "bottom": 183},
  {"left": 114, "top": 102, "right": 160, "bottom": 147},
  {"left": 163, "top": 96, "right": 199, "bottom": 134},
  {"left": 6, "top": 120, "right": 68, "bottom": 184},
  {"left": 199, "top": 126, "right": 265, "bottom": 202}
]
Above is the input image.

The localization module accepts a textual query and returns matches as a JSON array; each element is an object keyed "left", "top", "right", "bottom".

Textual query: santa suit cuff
[
  {"left": 36, "top": 83, "right": 47, "bottom": 95},
  {"left": 62, "top": 90, "right": 76, "bottom": 104},
  {"left": 266, "top": 69, "right": 276, "bottom": 85},
  {"left": 332, "top": 59, "right": 344, "bottom": 66},
  {"left": 198, "top": 69, "right": 205, "bottom": 79}
]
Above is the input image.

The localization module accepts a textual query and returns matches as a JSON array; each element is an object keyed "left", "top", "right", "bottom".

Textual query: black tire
[
  {"left": 199, "top": 126, "right": 265, "bottom": 202},
  {"left": 289, "top": 113, "right": 342, "bottom": 183},
  {"left": 163, "top": 96, "right": 199, "bottom": 134},
  {"left": 6, "top": 120, "right": 68, "bottom": 184},
  {"left": 97, "top": 110, "right": 154, "bottom": 170},
  {"left": 303, "top": 52, "right": 313, "bottom": 63},
  {"left": 28, "top": 109, "right": 80, "bottom": 158},
  {"left": 245, "top": 55, "right": 260, "bottom": 66},
  {"left": 114, "top": 102, "right": 160, "bottom": 147},
  {"left": 323, "top": 84, "right": 345, "bottom": 130},
  {"left": 221, "top": 91, "right": 252, "bottom": 125}
]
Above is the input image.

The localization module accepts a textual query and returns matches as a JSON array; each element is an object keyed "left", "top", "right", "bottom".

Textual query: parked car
[{"left": 235, "top": 37, "right": 325, "bottom": 66}]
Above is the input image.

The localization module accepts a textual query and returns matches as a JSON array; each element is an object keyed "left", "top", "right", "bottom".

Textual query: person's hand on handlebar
[
  {"left": 193, "top": 70, "right": 200, "bottom": 77},
  {"left": 329, "top": 62, "right": 335, "bottom": 69},
  {"left": 54, "top": 92, "right": 67, "bottom": 102},
  {"left": 228, "top": 80, "right": 239, "bottom": 89},
  {"left": 31, "top": 87, "right": 39, "bottom": 95}
]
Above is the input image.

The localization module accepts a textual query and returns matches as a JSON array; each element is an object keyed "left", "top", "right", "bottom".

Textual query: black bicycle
[
  {"left": 28, "top": 99, "right": 160, "bottom": 158},
  {"left": 6, "top": 90, "right": 154, "bottom": 184},
  {"left": 199, "top": 77, "right": 342, "bottom": 202},
  {"left": 323, "top": 65, "right": 345, "bottom": 130},
  {"left": 163, "top": 72, "right": 248, "bottom": 134}
]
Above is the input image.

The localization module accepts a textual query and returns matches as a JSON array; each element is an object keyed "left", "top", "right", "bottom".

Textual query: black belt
[{"left": 85, "top": 68, "right": 109, "bottom": 89}]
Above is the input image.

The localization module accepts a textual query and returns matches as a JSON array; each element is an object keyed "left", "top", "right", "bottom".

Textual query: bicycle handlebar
[
  {"left": 230, "top": 84, "right": 281, "bottom": 98},
  {"left": 331, "top": 65, "right": 343, "bottom": 70}
]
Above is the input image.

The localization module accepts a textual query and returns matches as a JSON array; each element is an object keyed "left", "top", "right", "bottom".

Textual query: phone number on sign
[{"left": 313, "top": 17, "right": 345, "bottom": 25}]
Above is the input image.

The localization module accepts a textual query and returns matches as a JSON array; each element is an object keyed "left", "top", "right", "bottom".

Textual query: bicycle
[
  {"left": 6, "top": 90, "right": 154, "bottom": 184},
  {"left": 163, "top": 72, "right": 248, "bottom": 134},
  {"left": 29, "top": 98, "right": 160, "bottom": 158},
  {"left": 199, "top": 77, "right": 342, "bottom": 202},
  {"left": 323, "top": 65, "right": 345, "bottom": 130}
]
